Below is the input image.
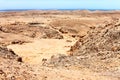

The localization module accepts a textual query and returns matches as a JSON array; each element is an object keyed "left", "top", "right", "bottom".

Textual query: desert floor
[{"left": 0, "top": 10, "right": 120, "bottom": 80}]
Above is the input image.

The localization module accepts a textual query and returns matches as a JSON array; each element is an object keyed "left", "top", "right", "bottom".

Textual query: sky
[{"left": 0, "top": 0, "right": 120, "bottom": 10}]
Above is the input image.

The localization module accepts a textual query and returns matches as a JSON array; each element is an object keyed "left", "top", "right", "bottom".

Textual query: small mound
[{"left": 42, "top": 29, "right": 63, "bottom": 39}]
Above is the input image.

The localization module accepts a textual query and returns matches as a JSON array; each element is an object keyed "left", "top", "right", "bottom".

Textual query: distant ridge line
[{"left": 0, "top": 9, "right": 119, "bottom": 12}]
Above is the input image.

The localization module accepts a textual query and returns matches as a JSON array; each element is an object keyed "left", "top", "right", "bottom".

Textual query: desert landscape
[{"left": 0, "top": 10, "right": 120, "bottom": 80}]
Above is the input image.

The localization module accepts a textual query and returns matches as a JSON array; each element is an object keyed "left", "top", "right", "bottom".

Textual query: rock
[
  {"left": 42, "top": 29, "right": 63, "bottom": 39},
  {"left": 0, "top": 46, "right": 22, "bottom": 62}
]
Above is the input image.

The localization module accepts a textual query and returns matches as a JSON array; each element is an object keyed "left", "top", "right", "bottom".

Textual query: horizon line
[{"left": 0, "top": 8, "right": 120, "bottom": 11}]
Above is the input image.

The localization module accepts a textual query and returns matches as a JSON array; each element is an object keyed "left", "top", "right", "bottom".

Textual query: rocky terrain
[
  {"left": 0, "top": 10, "right": 120, "bottom": 80},
  {"left": 45, "top": 18, "right": 120, "bottom": 78}
]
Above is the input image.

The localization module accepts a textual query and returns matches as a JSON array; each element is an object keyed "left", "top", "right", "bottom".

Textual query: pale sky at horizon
[{"left": 0, "top": 0, "right": 120, "bottom": 10}]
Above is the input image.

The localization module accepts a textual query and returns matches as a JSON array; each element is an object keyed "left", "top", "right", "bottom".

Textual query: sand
[{"left": 0, "top": 10, "right": 120, "bottom": 80}]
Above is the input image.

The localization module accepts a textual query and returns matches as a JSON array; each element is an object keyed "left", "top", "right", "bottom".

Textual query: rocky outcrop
[
  {"left": 45, "top": 19, "right": 120, "bottom": 77},
  {"left": 70, "top": 18, "right": 120, "bottom": 55},
  {"left": 0, "top": 46, "right": 22, "bottom": 62},
  {"left": 42, "top": 29, "right": 63, "bottom": 39}
]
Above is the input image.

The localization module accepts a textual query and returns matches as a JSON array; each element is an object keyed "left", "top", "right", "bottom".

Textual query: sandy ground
[
  {"left": 0, "top": 10, "right": 120, "bottom": 80},
  {"left": 7, "top": 38, "right": 76, "bottom": 64}
]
